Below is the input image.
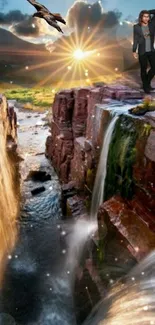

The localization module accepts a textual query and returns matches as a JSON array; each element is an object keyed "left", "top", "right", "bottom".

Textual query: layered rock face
[
  {"left": 46, "top": 84, "right": 142, "bottom": 190},
  {"left": 46, "top": 83, "right": 155, "bottom": 261},
  {"left": 0, "top": 94, "right": 17, "bottom": 142},
  {"left": 0, "top": 94, "right": 19, "bottom": 279},
  {"left": 98, "top": 111, "right": 155, "bottom": 261}
]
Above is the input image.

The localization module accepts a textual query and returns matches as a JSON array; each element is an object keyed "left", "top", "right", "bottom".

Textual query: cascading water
[
  {"left": 83, "top": 250, "right": 155, "bottom": 325},
  {"left": 90, "top": 115, "right": 118, "bottom": 219},
  {"left": 0, "top": 122, "right": 18, "bottom": 271},
  {"left": 66, "top": 219, "right": 98, "bottom": 276}
]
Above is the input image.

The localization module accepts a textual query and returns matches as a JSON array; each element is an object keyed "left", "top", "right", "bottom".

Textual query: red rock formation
[
  {"left": 46, "top": 83, "right": 142, "bottom": 189},
  {"left": 46, "top": 83, "right": 155, "bottom": 260},
  {"left": 98, "top": 196, "right": 155, "bottom": 262},
  {"left": 133, "top": 116, "right": 155, "bottom": 216}
]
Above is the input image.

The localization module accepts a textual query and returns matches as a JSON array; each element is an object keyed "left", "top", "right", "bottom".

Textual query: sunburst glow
[
  {"left": 5, "top": 15, "right": 130, "bottom": 89},
  {"left": 73, "top": 48, "right": 97, "bottom": 61},
  {"left": 73, "top": 48, "right": 85, "bottom": 60}
]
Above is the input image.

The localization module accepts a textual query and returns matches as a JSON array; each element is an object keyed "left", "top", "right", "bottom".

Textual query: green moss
[
  {"left": 86, "top": 168, "right": 95, "bottom": 191},
  {"left": 104, "top": 115, "right": 139, "bottom": 200},
  {"left": 97, "top": 239, "right": 105, "bottom": 265},
  {"left": 141, "top": 123, "right": 152, "bottom": 137}
]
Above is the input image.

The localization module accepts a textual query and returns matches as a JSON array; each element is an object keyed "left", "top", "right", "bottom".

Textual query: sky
[
  {"left": 1, "top": 0, "right": 155, "bottom": 19},
  {"left": 1, "top": 0, "right": 155, "bottom": 46}
]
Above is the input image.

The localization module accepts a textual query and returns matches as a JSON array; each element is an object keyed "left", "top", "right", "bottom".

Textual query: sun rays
[{"left": 1, "top": 15, "right": 133, "bottom": 89}]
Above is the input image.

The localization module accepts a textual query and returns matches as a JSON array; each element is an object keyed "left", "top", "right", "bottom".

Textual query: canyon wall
[
  {"left": 0, "top": 94, "right": 20, "bottom": 278},
  {"left": 46, "top": 84, "right": 141, "bottom": 189},
  {"left": 46, "top": 84, "right": 155, "bottom": 262}
]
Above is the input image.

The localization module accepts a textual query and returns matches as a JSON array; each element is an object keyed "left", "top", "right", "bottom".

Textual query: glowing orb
[{"left": 73, "top": 49, "right": 85, "bottom": 60}]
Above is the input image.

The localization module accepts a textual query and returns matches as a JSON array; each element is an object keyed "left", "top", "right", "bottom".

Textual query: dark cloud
[
  {"left": 0, "top": 10, "right": 44, "bottom": 37},
  {"left": 67, "top": 1, "right": 122, "bottom": 31},
  {"left": 0, "top": 10, "right": 29, "bottom": 24},
  {"left": 11, "top": 17, "right": 41, "bottom": 37}
]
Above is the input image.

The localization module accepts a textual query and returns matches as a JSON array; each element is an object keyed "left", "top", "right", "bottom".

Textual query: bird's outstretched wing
[
  {"left": 44, "top": 14, "right": 63, "bottom": 33},
  {"left": 27, "top": 0, "right": 49, "bottom": 13},
  {"left": 52, "top": 13, "right": 66, "bottom": 25}
]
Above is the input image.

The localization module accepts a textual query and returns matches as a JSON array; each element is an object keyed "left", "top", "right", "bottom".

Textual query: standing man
[{"left": 133, "top": 10, "right": 155, "bottom": 94}]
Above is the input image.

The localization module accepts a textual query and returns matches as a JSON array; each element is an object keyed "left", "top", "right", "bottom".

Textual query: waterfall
[
  {"left": 0, "top": 122, "right": 18, "bottom": 269},
  {"left": 90, "top": 115, "right": 118, "bottom": 219},
  {"left": 66, "top": 218, "right": 97, "bottom": 277},
  {"left": 83, "top": 250, "right": 155, "bottom": 325}
]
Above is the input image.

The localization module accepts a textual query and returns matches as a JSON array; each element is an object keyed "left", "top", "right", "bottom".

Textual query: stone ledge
[{"left": 98, "top": 196, "right": 155, "bottom": 261}]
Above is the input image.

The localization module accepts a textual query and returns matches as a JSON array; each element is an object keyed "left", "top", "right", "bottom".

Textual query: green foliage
[
  {"left": 104, "top": 115, "right": 139, "bottom": 201},
  {"left": 1, "top": 86, "right": 56, "bottom": 110}
]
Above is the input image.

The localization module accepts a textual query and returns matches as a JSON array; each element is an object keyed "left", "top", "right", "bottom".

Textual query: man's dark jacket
[{"left": 133, "top": 10, "right": 155, "bottom": 55}]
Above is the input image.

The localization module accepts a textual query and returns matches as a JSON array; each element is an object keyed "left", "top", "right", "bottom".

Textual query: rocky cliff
[
  {"left": 46, "top": 83, "right": 155, "bottom": 262},
  {"left": 46, "top": 84, "right": 141, "bottom": 187},
  {"left": 0, "top": 94, "right": 20, "bottom": 279}
]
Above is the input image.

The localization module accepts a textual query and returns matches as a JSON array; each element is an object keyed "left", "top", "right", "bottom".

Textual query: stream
[
  {"left": 0, "top": 101, "right": 77, "bottom": 324},
  {"left": 0, "top": 100, "right": 155, "bottom": 325}
]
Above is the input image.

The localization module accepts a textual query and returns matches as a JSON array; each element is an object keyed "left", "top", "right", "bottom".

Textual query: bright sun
[{"left": 73, "top": 49, "right": 85, "bottom": 60}]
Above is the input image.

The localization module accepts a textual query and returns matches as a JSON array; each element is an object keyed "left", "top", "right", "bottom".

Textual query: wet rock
[
  {"left": 66, "top": 195, "right": 87, "bottom": 218},
  {"left": 31, "top": 186, "right": 45, "bottom": 195},
  {"left": 62, "top": 181, "right": 77, "bottom": 198},
  {"left": 61, "top": 181, "right": 77, "bottom": 216},
  {"left": 98, "top": 196, "right": 155, "bottom": 261}
]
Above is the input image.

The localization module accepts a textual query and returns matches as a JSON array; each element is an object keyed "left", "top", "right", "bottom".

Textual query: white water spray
[{"left": 66, "top": 219, "right": 97, "bottom": 276}]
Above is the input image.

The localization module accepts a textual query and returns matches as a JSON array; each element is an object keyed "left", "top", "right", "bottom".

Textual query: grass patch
[{"left": 0, "top": 85, "right": 58, "bottom": 111}]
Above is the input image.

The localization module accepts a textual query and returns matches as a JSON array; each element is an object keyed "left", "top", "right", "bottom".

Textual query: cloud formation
[
  {"left": 0, "top": 9, "right": 66, "bottom": 39},
  {"left": 0, "top": 10, "right": 46, "bottom": 38},
  {"left": 10, "top": 17, "right": 41, "bottom": 37},
  {"left": 67, "top": 1, "right": 122, "bottom": 31},
  {"left": 0, "top": 10, "right": 29, "bottom": 24}
]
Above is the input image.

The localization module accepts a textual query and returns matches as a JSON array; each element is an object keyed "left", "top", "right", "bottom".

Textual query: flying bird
[{"left": 27, "top": 0, "right": 66, "bottom": 33}]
